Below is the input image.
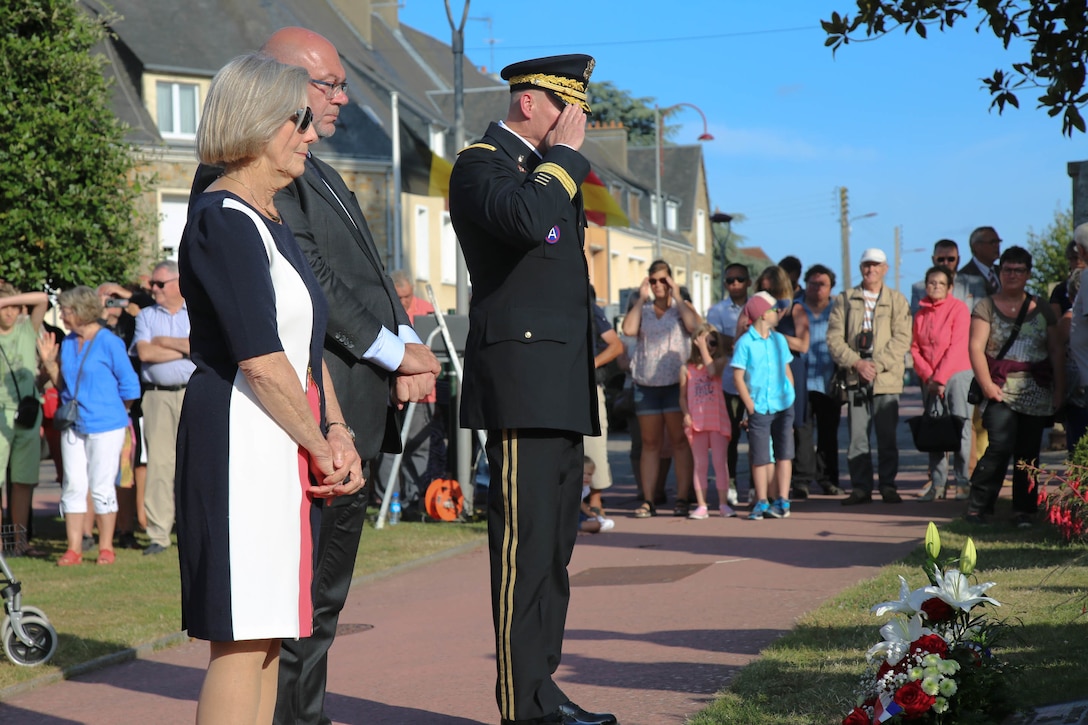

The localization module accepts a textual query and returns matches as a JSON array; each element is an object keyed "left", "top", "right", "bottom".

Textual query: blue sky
[{"left": 399, "top": 1, "right": 1083, "bottom": 291}]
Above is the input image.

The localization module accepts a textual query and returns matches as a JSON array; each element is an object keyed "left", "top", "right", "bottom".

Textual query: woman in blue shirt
[{"left": 39, "top": 286, "right": 141, "bottom": 566}]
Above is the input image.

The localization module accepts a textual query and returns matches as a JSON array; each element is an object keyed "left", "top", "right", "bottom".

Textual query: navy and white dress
[{"left": 176, "top": 191, "right": 328, "bottom": 642}]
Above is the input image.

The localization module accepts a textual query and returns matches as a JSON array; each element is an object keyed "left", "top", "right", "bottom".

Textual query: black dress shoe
[
  {"left": 880, "top": 489, "right": 903, "bottom": 504},
  {"left": 841, "top": 490, "right": 873, "bottom": 506},
  {"left": 789, "top": 484, "right": 809, "bottom": 500},
  {"left": 820, "top": 482, "right": 844, "bottom": 495},
  {"left": 556, "top": 701, "right": 618, "bottom": 725}
]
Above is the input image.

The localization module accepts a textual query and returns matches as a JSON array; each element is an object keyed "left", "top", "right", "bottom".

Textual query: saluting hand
[{"left": 543, "top": 103, "right": 587, "bottom": 153}]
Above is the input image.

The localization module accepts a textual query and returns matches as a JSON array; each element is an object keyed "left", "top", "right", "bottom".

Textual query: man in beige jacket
[{"left": 827, "top": 248, "right": 912, "bottom": 505}]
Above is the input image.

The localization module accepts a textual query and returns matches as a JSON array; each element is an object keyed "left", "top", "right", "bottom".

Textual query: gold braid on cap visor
[{"left": 509, "top": 73, "right": 591, "bottom": 112}]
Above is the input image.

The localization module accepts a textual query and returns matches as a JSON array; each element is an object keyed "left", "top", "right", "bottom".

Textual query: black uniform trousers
[
  {"left": 274, "top": 483, "right": 369, "bottom": 725},
  {"left": 486, "top": 428, "right": 583, "bottom": 722}
]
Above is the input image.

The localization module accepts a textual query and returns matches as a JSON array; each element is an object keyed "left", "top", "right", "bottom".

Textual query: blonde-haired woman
[
  {"left": 178, "top": 53, "right": 361, "bottom": 724},
  {"left": 38, "top": 286, "right": 141, "bottom": 566}
]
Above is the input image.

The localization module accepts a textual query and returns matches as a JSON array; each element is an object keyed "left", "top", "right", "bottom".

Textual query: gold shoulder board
[{"left": 459, "top": 143, "right": 496, "bottom": 154}]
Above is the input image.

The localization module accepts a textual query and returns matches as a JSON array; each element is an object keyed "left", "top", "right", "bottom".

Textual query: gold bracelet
[{"left": 326, "top": 420, "right": 356, "bottom": 443}]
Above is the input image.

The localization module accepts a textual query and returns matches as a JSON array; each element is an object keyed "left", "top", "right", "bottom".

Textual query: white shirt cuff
[
  {"left": 362, "top": 326, "right": 405, "bottom": 371},
  {"left": 398, "top": 324, "right": 423, "bottom": 345}
]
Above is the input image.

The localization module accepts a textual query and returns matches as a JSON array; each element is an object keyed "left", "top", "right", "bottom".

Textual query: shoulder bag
[
  {"left": 0, "top": 338, "right": 41, "bottom": 429},
  {"left": 829, "top": 291, "right": 853, "bottom": 403},
  {"left": 53, "top": 333, "right": 98, "bottom": 431},
  {"left": 966, "top": 294, "right": 1030, "bottom": 405}
]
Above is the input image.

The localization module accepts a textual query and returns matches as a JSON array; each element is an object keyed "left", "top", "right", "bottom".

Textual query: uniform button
[{"left": 524, "top": 331, "right": 532, "bottom": 339}]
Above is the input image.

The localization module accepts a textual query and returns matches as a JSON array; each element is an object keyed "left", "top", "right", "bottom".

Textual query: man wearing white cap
[{"left": 827, "top": 248, "right": 912, "bottom": 504}]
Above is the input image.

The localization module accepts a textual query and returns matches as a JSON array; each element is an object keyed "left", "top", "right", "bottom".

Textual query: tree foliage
[
  {"left": 1026, "top": 206, "right": 1074, "bottom": 293},
  {"left": 588, "top": 80, "right": 676, "bottom": 147},
  {"left": 822, "top": 1, "right": 1088, "bottom": 135},
  {"left": 0, "top": 0, "right": 151, "bottom": 291}
]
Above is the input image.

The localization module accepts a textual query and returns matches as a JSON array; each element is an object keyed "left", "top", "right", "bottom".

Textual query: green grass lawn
[
  {"left": 0, "top": 513, "right": 486, "bottom": 692},
  {"left": 687, "top": 518, "right": 1088, "bottom": 724}
]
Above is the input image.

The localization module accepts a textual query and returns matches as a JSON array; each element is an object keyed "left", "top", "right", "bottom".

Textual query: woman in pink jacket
[{"left": 911, "top": 266, "right": 973, "bottom": 500}]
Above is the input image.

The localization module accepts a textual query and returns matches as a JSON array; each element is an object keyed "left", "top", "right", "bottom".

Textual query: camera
[{"left": 105, "top": 298, "right": 128, "bottom": 308}]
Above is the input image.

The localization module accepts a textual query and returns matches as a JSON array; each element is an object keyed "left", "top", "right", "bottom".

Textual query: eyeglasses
[
  {"left": 934, "top": 256, "right": 958, "bottom": 263},
  {"left": 649, "top": 277, "right": 668, "bottom": 286},
  {"left": 999, "top": 266, "right": 1029, "bottom": 276},
  {"left": 149, "top": 278, "right": 177, "bottom": 289},
  {"left": 310, "top": 78, "right": 348, "bottom": 100},
  {"left": 725, "top": 276, "right": 749, "bottom": 284},
  {"left": 291, "top": 107, "right": 314, "bottom": 134}
]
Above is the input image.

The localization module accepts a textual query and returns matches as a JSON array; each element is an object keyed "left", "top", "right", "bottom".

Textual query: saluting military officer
[{"left": 448, "top": 55, "right": 616, "bottom": 725}]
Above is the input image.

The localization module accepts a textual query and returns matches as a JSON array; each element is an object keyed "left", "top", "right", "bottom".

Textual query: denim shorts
[
  {"left": 634, "top": 383, "right": 682, "bottom": 416},
  {"left": 747, "top": 408, "right": 795, "bottom": 466}
]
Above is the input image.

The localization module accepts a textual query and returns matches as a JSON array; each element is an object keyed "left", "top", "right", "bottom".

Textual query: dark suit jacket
[
  {"left": 958, "top": 258, "right": 999, "bottom": 296},
  {"left": 448, "top": 123, "right": 600, "bottom": 436},
  {"left": 191, "top": 157, "right": 409, "bottom": 460}
]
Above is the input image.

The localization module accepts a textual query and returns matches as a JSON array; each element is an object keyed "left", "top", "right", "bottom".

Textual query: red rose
[
  {"left": 894, "top": 680, "right": 937, "bottom": 719},
  {"left": 919, "top": 596, "right": 955, "bottom": 623},
  {"left": 843, "top": 706, "right": 870, "bottom": 725},
  {"left": 910, "top": 633, "right": 949, "bottom": 658}
]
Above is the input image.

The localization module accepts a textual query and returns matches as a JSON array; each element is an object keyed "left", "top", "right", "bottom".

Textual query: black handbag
[
  {"left": 0, "top": 339, "right": 41, "bottom": 429},
  {"left": 967, "top": 295, "right": 1031, "bottom": 405},
  {"left": 908, "top": 396, "right": 966, "bottom": 453},
  {"left": 52, "top": 333, "right": 97, "bottom": 432}
]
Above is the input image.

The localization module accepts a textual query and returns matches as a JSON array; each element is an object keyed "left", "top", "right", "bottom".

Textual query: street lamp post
[{"left": 654, "top": 102, "right": 714, "bottom": 260}]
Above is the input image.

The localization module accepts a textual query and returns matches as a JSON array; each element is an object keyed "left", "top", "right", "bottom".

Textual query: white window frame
[
  {"left": 666, "top": 201, "right": 679, "bottom": 232},
  {"left": 156, "top": 80, "right": 200, "bottom": 140},
  {"left": 696, "top": 208, "right": 706, "bottom": 254},
  {"left": 441, "top": 212, "right": 457, "bottom": 285},
  {"left": 414, "top": 205, "right": 430, "bottom": 282}
]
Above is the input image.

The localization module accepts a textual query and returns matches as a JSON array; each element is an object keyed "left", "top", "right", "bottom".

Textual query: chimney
[
  {"left": 375, "top": 0, "right": 399, "bottom": 32},
  {"left": 328, "top": 0, "right": 373, "bottom": 45},
  {"left": 585, "top": 120, "right": 628, "bottom": 173}
]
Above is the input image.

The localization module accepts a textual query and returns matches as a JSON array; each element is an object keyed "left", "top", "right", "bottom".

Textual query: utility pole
[
  {"left": 893, "top": 225, "right": 902, "bottom": 291},
  {"left": 839, "top": 186, "right": 851, "bottom": 289}
]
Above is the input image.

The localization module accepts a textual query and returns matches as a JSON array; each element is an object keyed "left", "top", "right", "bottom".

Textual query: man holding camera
[{"left": 827, "top": 248, "right": 912, "bottom": 505}]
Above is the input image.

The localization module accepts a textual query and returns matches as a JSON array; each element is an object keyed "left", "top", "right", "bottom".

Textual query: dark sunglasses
[
  {"left": 934, "top": 256, "right": 958, "bottom": 263},
  {"left": 149, "top": 278, "right": 177, "bottom": 289},
  {"left": 292, "top": 107, "right": 314, "bottom": 134},
  {"left": 649, "top": 277, "right": 669, "bottom": 286},
  {"left": 774, "top": 299, "right": 791, "bottom": 312},
  {"left": 725, "top": 276, "right": 749, "bottom": 284}
]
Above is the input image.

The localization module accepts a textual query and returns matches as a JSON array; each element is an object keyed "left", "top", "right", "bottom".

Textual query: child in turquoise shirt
[{"left": 731, "top": 291, "right": 796, "bottom": 520}]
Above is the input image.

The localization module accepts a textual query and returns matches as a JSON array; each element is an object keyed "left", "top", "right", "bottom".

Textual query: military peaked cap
[{"left": 501, "top": 54, "right": 596, "bottom": 114}]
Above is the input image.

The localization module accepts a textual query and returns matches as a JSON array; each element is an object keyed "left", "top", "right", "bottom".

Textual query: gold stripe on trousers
[{"left": 497, "top": 429, "right": 518, "bottom": 719}]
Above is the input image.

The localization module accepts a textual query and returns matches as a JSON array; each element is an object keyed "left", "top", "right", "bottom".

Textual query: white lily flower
[
  {"left": 872, "top": 576, "right": 916, "bottom": 616},
  {"left": 866, "top": 613, "right": 932, "bottom": 665},
  {"left": 922, "top": 566, "right": 1000, "bottom": 612}
]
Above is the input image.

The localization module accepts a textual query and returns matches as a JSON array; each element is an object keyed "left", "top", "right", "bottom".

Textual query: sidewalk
[{"left": 0, "top": 388, "right": 1078, "bottom": 724}]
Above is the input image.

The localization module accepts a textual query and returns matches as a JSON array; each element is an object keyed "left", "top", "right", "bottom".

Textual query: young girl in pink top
[{"left": 680, "top": 324, "right": 734, "bottom": 519}]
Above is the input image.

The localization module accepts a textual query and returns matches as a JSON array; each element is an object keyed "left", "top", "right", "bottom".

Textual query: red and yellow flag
[{"left": 582, "top": 170, "right": 629, "bottom": 227}]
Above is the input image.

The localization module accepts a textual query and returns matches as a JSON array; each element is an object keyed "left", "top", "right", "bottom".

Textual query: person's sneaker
[
  {"left": 143, "top": 543, "right": 167, "bottom": 556},
  {"left": 963, "top": 511, "right": 987, "bottom": 525},
  {"left": 789, "top": 485, "right": 809, "bottom": 500},
  {"left": 1012, "top": 513, "right": 1033, "bottom": 529},
  {"left": 673, "top": 499, "right": 690, "bottom": 517},
  {"left": 81, "top": 534, "right": 96, "bottom": 552},
  {"left": 745, "top": 489, "right": 754, "bottom": 505},
  {"left": 768, "top": 497, "right": 791, "bottom": 519},
  {"left": 719, "top": 504, "right": 737, "bottom": 518},
  {"left": 596, "top": 516, "right": 616, "bottom": 532},
  {"left": 748, "top": 500, "right": 771, "bottom": 520},
  {"left": 688, "top": 505, "right": 709, "bottom": 520},
  {"left": 726, "top": 488, "right": 739, "bottom": 507}
]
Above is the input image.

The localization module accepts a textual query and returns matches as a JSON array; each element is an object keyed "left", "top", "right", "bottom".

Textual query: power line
[{"left": 464, "top": 25, "right": 815, "bottom": 53}]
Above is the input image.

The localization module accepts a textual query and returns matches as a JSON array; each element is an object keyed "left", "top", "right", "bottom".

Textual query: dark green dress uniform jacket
[{"left": 449, "top": 122, "right": 600, "bottom": 437}]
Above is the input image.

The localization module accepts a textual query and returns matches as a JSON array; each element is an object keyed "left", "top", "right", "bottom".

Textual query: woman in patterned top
[{"left": 965, "top": 246, "right": 1064, "bottom": 528}]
